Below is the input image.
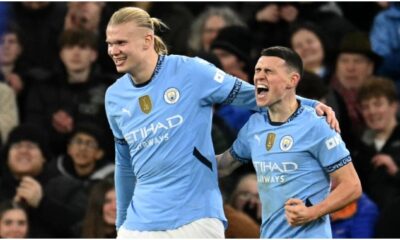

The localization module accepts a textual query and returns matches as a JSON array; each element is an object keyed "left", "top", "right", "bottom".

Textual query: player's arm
[
  {"left": 285, "top": 160, "right": 362, "bottom": 226},
  {"left": 114, "top": 139, "right": 136, "bottom": 230},
  {"left": 216, "top": 148, "right": 243, "bottom": 178}
]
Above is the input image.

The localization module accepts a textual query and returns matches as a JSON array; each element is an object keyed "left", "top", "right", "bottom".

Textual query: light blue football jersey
[
  {"left": 105, "top": 55, "right": 258, "bottom": 231},
  {"left": 231, "top": 103, "right": 351, "bottom": 238}
]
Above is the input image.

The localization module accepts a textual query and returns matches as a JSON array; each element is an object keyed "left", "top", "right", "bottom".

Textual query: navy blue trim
[
  {"left": 193, "top": 147, "right": 213, "bottom": 171},
  {"left": 130, "top": 55, "right": 165, "bottom": 88},
  {"left": 325, "top": 155, "right": 352, "bottom": 173},
  {"left": 222, "top": 79, "right": 242, "bottom": 105},
  {"left": 268, "top": 100, "right": 304, "bottom": 126},
  {"left": 229, "top": 147, "right": 251, "bottom": 164},
  {"left": 114, "top": 137, "right": 127, "bottom": 145}
]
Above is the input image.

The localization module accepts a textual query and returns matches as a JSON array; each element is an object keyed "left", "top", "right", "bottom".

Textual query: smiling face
[
  {"left": 106, "top": 22, "right": 150, "bottom": 75},
  {"left": 360, "top": 96, "right": 398, "bottom": 132},
  {"left": 254, "top": 56, "right": 297, "bottom": 108},
  {"left": 67, "top": 133, "right": 103, "bottom": 168},
  {"left": 291, "top": 29, "right": 324, "bottom": 70},
  {"left": 0, "top": 209, "right": 28, "bottom": 238},
  {"left": 7, "top": 141, "right": 45, "bottom": 178}
]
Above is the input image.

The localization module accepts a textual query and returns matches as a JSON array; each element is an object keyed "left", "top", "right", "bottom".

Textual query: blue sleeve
[
  {"left": 114, "top": 141, "right": 136, "bottom": 230},
  {"left": 310, "top": 119, "right": 351, "bottom": 172},
  {"left": 297, "top": 95, "right": 318, "bottom": 108},
  {"left": 231, "top": 120, "right": 252, "bottom": 164},
  {"left": 105, "top": 88, "right": 135, "bottom": 230},
  {"left": 190, "top": 57, "right": 257, "bottom": 110}
]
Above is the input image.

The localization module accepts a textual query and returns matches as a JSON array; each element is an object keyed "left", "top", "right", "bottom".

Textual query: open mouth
[{"left": 257, "top": 84, "right": 269, "bottom": 95}]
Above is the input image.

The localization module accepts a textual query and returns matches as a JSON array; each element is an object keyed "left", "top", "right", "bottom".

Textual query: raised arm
[{"left": 216, "top": 148, "right": 243, "bottom": 178}]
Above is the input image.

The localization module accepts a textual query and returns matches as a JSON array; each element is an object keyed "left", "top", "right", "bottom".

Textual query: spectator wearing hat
[
  {"left": 44, "top": 122, "right": 114, "bottom": 236},
  {"left": 325, "top": 32, "right": 382, "bottom": 192},
  {"left": 325, "top": 31, "right": 381, "bottom": 156},
  {"left": 370, "top": 2, "right": 400, "bottom": 97},
  {"left": 210, "top": 26, "right": 255, "bottom": 132},
  {"left": 0, "top": 124, "right": 76, "bottom": 237}
]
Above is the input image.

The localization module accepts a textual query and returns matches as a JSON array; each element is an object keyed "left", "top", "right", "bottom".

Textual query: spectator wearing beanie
[
  {"left": 210, "top": 25, "right": 254, "bottom": 83},
  {"left": 210, "top": 26, "right": 255, "bottom": 133},
  {"left": 0, "top": 124, "right": 72, "bottom": 237}
]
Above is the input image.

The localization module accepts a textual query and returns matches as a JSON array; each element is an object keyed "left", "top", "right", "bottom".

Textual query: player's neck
[
  {"left": 268, "top": 95, "right": 299, "bottom": 123},
  {"left": 130, "top": 50, "right": 159, "bottom": 85}
]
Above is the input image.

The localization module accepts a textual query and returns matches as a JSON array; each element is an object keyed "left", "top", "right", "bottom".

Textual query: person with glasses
[{"left": 44, "top": 122, "right": 114, "bottom": 237}]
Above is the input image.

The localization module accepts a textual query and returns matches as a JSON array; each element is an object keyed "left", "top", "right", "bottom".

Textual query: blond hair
[{"left": 108, "top": 7, "right": 168, "bottom": 55}]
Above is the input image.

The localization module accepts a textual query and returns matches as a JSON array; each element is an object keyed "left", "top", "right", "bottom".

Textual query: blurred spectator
[
  {"left": 9, "top": 2, "right": 67, "bottom": 73},
  {"left": 48, "top": 122, "right": 113, "bottom": 180},
  {"left": 375, "top": 196, "right": 400, "bottom": 237},
  {"left": 296, "top": 2, "right": 358, "bottom": 51},
  {"left": 296, "top": 71, "right": 329, "bottom": 103},
  {"left": 63, "top": 2, "right": 116, "bottom": 74},
  {"left": 0, "top": 22, "right": 33, "bottom": 120},
  {"left": 0, "top": 124, "right": 76, "bottom": 237},
  {"left": 210, "top": 26, "right": 254, "bottom": 133},
  {"left": 0, "top": 200, "right": 29, "bottom": 238},
  {"left": 80, "top": 178, "right": 116, "bottom": 238},
  {"left": 241, "top": 2, "right": 299, "bottom": 54},
  {"left": 188, "top": 6, "right": 245, "bottom": 55},
  {"left": 0, "top": 82, "right": 18, "bottom": 148},
  {"left": 230, "top": 173, "right": 261, "bottom": 224},
  {"left": 326, "top": 31, "right": 381, "bottom": 153},
  {"left": 24, "top": 29, "right": 113, "bottom": 156},
  {"left": 338, "top": 2, "right": 387, "bottom": 32},
  {"left": 370, "top": 2, "right": 400, "bottom": 97},
  {"left": 330, "top": 179, "right": 379, "bottom": 238},
  {"left": 356, "top": 76, "right": 400, "bottom": 207},
  {"left": 290, "top": 22, "right": 334, "bottom": 83},
  {"left": 45, "top": 123, "right": 114, "bottom": 236}
]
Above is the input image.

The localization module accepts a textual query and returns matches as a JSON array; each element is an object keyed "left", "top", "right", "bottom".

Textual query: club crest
[
  {"left": 164, "top": 88, "right": 180, "bottom": 104},
  {"left": 266, "top": 133, "right": 276, "bottom": 151},
  {"left": 280, "top": 135, "right": 293, "bottom": 151},
  {"left": 139, "top": 95, "right": 152, "bottom": 114}
]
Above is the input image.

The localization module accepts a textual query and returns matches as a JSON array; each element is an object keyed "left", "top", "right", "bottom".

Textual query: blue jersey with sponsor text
[
  {"left": 231, "top": 103, "right": 351, "bottom": 238},
  {"left": 105, "top": 55, "right": 257, "bottom": 231}
]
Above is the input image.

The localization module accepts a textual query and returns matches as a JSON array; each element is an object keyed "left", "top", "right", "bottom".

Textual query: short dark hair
[
  {"left": 260, "top": 46, "right": 303, "bottom": 78},
  {"left": 357, "top": 76, "right": 398, "bottom": 104},
  {"left": 59, "top": 29, "right": 98, "bottom": 50}
]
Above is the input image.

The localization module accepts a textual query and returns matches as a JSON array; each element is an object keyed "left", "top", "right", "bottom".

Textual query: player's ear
[
  {"left": 287, "top": 72, "right": 300, "bottom": 89},
  {"left": 143, "top": 33, "right": 153, "bottom": 50}
]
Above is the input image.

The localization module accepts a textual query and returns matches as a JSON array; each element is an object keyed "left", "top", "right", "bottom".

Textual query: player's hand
[
  {"left": 284, "top": 198, "right": 317, "bottom": 226},
  {"left": 315, "top": 102, "right": 340, "bottom": 133}
]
